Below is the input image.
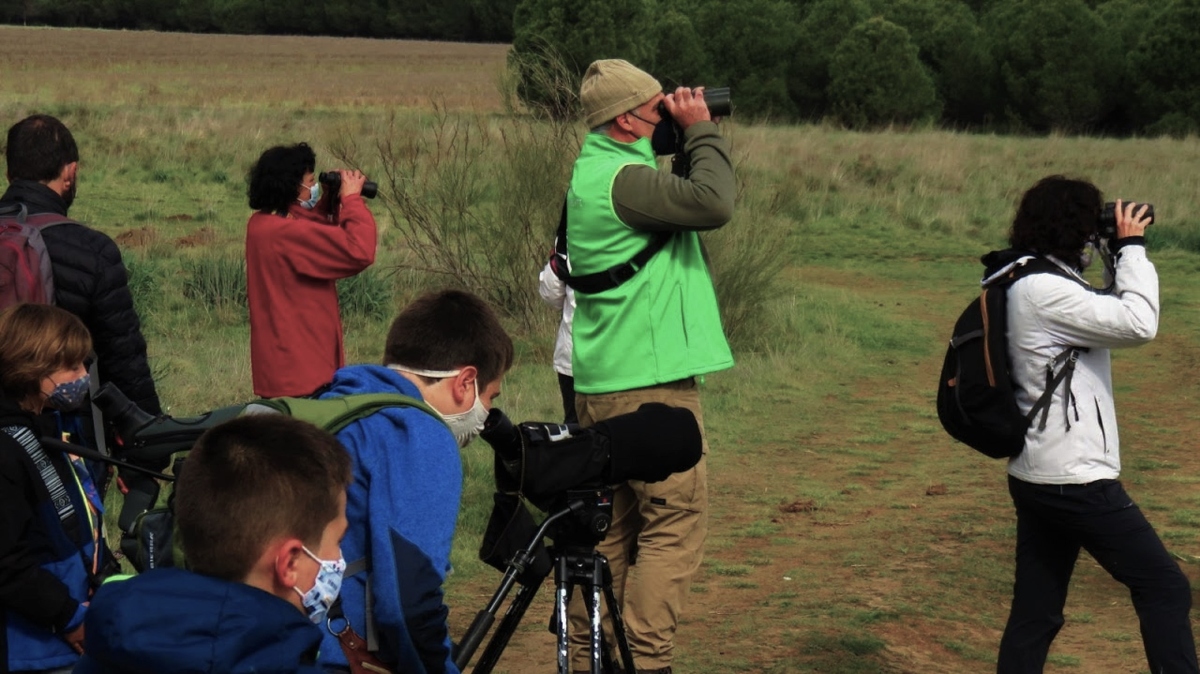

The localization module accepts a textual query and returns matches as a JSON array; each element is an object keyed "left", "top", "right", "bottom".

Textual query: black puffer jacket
[{"left": 0, "top": 181, "right": 161, "bottom": 414}]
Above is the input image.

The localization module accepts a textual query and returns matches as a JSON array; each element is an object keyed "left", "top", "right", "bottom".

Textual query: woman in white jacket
[{"left": 994, "top": 176, "right": 1196, "bottom": 673}]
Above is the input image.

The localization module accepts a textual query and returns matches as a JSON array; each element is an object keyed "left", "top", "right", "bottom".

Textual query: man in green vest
[{"left": 565, "top": 58, "right": 736, "bottom": 674}]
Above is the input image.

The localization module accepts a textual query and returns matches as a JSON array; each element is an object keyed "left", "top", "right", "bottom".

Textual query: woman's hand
[
  {"left": 1116, "top": 199, "right": 1153, "bottom": 239},
  {"left": 334, "top": 169, "right": 367, "bottom": 198}
]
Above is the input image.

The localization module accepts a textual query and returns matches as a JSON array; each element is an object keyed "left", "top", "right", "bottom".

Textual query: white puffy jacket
[
  {"left": 991, "top": 245, "right": 1159, "bottom": 485},
  {"left": 538, "top": 260, "right": 576, "bottom": 376}
]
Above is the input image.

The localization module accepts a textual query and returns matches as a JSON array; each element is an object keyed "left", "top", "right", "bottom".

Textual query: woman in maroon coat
[{"left": 245, "top": 143, "right": 377, "bottom": 398}]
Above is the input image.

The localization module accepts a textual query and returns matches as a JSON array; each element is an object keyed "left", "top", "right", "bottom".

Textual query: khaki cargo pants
[{"left": 569, "top": 378, "right": 709, "bottom": 672}]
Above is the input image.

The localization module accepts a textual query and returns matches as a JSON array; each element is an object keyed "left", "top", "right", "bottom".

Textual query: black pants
[
  {"left": 557, "top": 372, "right": 578, "bottom": 425},
  {"left": 998, "top": 476, "right": 1198, "bottom": 674}
]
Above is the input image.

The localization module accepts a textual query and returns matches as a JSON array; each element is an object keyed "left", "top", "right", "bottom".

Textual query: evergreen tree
[
  {"left": 879, "top": 0, "right": 995, "bottom": 127},
  {"left": 984, "top": 0, "right": 1120, "bottom": 132},
  {"left": 650, "top": 4, "right": 710, "bottom": 89},
  {"left": 828, "top": 17, "right": 941, "bottom": 128},
  {"left": 788, "top": 0, "right": 871, "bottom": 120},
  {"left": 510, "top": 0, "right": 656, "bottom": 117},
  {"left": 692, "top": 0, "right": 799, "bottom": 120},
  {"left": 1130, "top": 0, "right": 1200, "bottom": 136}
]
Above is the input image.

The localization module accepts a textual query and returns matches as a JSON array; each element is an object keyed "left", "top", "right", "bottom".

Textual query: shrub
[
  {"left": 828, "top": 18, "right": 942, "bottom": 129},
  {"left": 345, "top": 106, "right": 575, "bottom": 330}
]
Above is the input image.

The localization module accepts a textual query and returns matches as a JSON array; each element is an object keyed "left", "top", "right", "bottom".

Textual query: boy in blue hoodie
[
  {"left": 316, "top": 289, "right": 514, "bottom": 674},
  {"left": 74, "top": 414, "right": 353, "bottom": 674}
]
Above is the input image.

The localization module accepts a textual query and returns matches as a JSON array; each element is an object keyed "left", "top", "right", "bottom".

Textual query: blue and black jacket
[
  {"left": 316, "top": 364, "right": 463, "bottom": 674},
  {"left": 74, "top": 567, "right": 325, "bottom": 673},
  {"left": 0, "top": 399, "right": 102, "bottom": 673}
]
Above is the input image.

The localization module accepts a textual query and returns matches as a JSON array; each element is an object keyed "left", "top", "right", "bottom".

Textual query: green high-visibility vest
[{"left": 566, "top": 134, "right": 733, "bottom": 394}]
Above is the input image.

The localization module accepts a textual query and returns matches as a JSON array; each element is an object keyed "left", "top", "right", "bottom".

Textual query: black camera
[
  {"left": 655, "top": 86, "right": 731, "bottom": 120},
  {"left": 318, "top": 171, "right": 378, "bottom": 199},
  {"left": 1098, "top": 201, "right": 1154, "bottom": 239}
]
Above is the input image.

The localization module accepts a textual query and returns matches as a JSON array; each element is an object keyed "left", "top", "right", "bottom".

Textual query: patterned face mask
[
  {"left": 292, "top": 546, "right": 346, "bottom": 625},
  {"left": 46, "top": 374, "right": 90, "bottom": 411}
]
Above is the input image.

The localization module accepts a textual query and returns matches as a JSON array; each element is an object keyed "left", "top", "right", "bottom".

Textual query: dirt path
[{"left": 448, "top": 262, "right": 1200, "bottom": 673}]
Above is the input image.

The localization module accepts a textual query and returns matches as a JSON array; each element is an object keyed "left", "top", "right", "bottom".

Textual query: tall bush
[
  {"left": 828, "top": 18, "right": 941, "bottom": 129},
  {"left": 984, "top": 0, "right": 1120, "bottom": 132},
  {"left": 788, "top": 0, "right": 871, "bottom": 120},
  {"left": 339, "top": 105, "right": 576, "bottom": 329},
  {"left": 691, "top": 0, "right": 800, "bottom": 120},
  {"left": 879, "top": 0, "right": 995, "bottom": 126},
  {"left": 510, "top": 0, "right": 655, "bottom": 117},
  {"left": 1130, "top": 0, "right": 1200, "bottom": 136}
]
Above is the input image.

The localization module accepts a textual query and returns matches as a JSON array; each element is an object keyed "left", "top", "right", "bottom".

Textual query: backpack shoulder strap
[
  {"left": 553, "top": 195, "right": 672, "bottom": 294},
  {"left": 986, "top": 255, "right": 1091, "bottom": 291},
  {"left": 250, "top": 393, "right": 447, "bottom": 434},
  {"left": 0, "top": 203, "right": 79, "bottom": 230},
  {"left": 0, "top": 202, "right": 28, "bottom": 222}
]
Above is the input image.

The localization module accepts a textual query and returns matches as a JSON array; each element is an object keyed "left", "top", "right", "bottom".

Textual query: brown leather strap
[{"left": 336, "top": 624, "right": 394, "bottom": 674}]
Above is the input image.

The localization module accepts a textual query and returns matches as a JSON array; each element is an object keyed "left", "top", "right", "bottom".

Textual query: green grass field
[{"left": 5, "top": 24, "right": 1200, "bottom": 673}]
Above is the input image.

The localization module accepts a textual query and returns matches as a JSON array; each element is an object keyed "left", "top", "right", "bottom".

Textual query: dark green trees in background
[
  {"left": 983, "top": 0, "right": 1120, "bottom": 132},
  {"left": 505, "top": 0, "right": 1200, "bottom": 135},
  {"left": 828, "top": 18, "right": 941, "bottom": 129},
  {"left": 1129, "top": 0, "right": 1200, "bottom": 136},
  {"left": 4, "top": 0, "right": 1200, "bottom": 136}
]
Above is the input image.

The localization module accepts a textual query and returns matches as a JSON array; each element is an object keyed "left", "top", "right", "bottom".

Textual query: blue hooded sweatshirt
[
  {"left": 73, "top": 567, "right": 324, "bottom": 674},
  {"left": 316, "top": 364, "right": 462, "bottom": 674}
]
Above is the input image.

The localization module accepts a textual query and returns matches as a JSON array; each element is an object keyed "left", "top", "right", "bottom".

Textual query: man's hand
[
  {"left": 661, "top": 87, "right": 711, "bottom": 131},
  {"left": 64, "top": 623, "right": 85, "bottom": 654},
  {"left": 335, "top": 169, "right": 367, "bottom": 198},
  {"left": 1116, "top": 199, "right": 1153, "bottom": 239}
]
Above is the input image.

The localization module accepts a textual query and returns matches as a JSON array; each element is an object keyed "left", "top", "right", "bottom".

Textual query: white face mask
[
  {"left": 388, "top": 365, "right": 488, "bottom": 447},
  {"left": 298, "top": 182, "right": 320, "bottom": 210}
]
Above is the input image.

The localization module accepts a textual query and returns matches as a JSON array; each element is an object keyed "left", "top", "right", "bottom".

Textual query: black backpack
[{"left": 937, "top": 254, "right": 1086, "bottom": 458}]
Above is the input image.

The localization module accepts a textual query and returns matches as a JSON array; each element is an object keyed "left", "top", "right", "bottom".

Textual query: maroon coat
[{"left": 246, "top": 195, "right": 377, "bottom": 397}]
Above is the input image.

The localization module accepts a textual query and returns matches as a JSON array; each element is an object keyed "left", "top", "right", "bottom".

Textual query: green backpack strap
[{"left": 246, "top": 393, "right": 447, "bottom": 434}]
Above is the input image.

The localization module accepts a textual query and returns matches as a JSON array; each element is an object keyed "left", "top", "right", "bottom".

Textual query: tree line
[
  {"left": 512, "top": 0, "right": 1200, "bottom": 135},
  {"left": 4, "top": 0, "right": 1199, "bottom": 135},
  {"left": 0, "top": 0, "right": 518, "bottom": 42}
]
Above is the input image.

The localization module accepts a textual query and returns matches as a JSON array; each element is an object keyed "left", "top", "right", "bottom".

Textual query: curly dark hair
[
  {"left": 1008, "top": 175, "right": 1102, "bottom": 268},
  {"left": 247, "top": 143, "right": 316, "bottom": 215}
]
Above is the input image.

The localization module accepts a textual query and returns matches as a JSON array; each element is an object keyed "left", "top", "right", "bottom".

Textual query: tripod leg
[
  {"left": 587, "top": 556, "right": 606, "bottom": 674},
  {"left": 555, "top": 554, "right": 572, "bottom": 674},
  {"left": 472, "top": 581, "right": 541, "bottom": 674},
  {"left": 600, "top": 556, "right": 637, "bottom": 674}
]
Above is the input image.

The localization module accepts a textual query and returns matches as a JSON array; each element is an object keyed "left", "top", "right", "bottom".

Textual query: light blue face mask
[
  {"left": 47, "top": 374, "right": 90, "bottom": 411},
  {"left": 293, "top": 546, "right": 345, "bottom": 625},
  {"left": 298, "top": 182, "right": 321, "bottom": 210}
]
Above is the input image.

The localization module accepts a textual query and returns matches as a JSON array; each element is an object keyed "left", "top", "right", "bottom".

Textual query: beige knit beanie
[{"left": 580, "top": 59, "right": 662, "bottom": 129}]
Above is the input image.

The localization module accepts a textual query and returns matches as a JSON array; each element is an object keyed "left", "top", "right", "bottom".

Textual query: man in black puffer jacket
[{"left": 1, "top": 114, "right": 161, "bottom": 416}]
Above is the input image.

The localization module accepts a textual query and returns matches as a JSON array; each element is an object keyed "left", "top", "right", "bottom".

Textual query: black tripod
[{"left": 454, "top": 487, "right": 637, "bottom": 674}]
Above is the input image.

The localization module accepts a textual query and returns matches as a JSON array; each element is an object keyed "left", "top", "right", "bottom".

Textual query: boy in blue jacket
[
  {"left": 317, "top": 289, "right": 514, "bottom": 674},
  {"left": 74, "top": 414, "right": 353, "bottom": 674}
]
